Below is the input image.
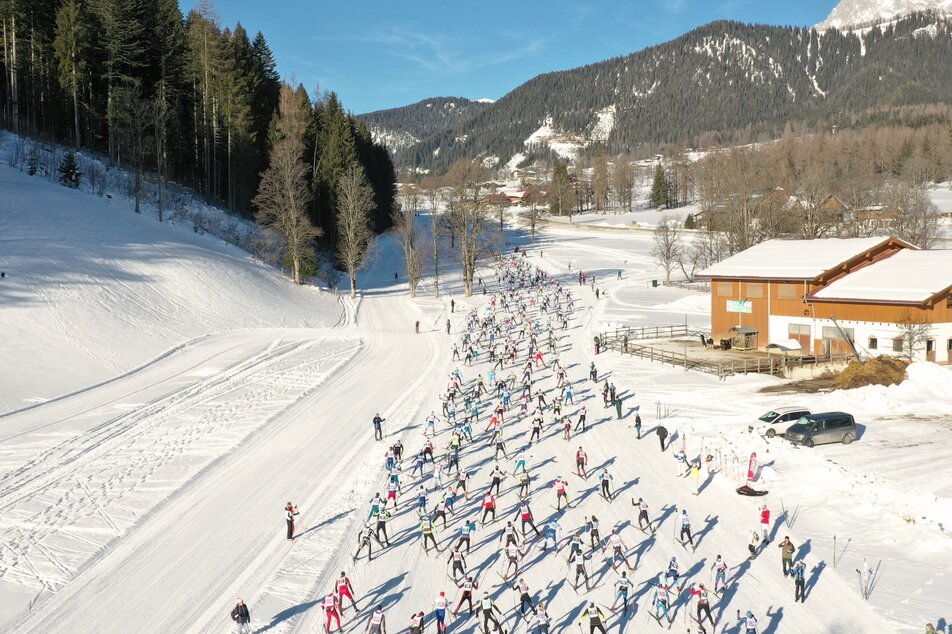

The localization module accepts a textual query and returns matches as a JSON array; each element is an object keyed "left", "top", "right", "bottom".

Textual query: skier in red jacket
[{"left": 759, "top": 505, "right": 771, "bottom": 544}]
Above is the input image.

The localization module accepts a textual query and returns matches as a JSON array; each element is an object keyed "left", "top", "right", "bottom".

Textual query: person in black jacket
[
  {"left": 231, "top": 599, "right": 250, "bottom": 633},
  {"left": 657, "top": 425, "right": 668, "bottom": 451}
]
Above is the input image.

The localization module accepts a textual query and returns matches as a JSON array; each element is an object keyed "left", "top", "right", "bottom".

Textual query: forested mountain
[
  {"left": 0, "top": 0, "right": 396, "bottom": 251},
  {"left": 359, "top": 97, "right": 490, "bottom": 154},
  {"left": 370, "top": 13, "right": 952, "bottom": 172}
]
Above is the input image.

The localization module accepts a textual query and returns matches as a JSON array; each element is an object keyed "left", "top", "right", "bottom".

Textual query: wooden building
[{"left": 698, "top": 237, "right": 952, "bottom": 363}]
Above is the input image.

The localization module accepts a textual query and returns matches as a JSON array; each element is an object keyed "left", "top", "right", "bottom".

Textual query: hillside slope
[
  {"left": 0, "top": 164, "right": 341, "bottom": 413},
  {"left": 376, "top": 14, "right": 952, "bottom": 170}
]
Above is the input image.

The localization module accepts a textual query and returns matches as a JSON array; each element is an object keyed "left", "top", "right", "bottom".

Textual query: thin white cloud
[{"left": 315, "top": 27, "right": 547, "bottom": 76}]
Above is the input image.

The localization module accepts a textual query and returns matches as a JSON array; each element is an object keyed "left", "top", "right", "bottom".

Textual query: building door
[
  {"left": 821, "top": 326, "right": 854, "bottom": 356},
  {"left": 926, "top": 339, "right": 936, "bottom": 362}
]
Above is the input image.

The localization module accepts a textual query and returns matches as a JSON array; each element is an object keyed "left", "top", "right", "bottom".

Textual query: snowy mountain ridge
[{"left": 818, "top": 0, "right": 952, "bottom": 29}]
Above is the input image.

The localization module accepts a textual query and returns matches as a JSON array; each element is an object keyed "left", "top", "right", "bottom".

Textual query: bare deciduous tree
[
  {"left": 612, "top": 157, "right": 635, "bottom": 213},
  {"left": 446, "top": 160, "right": 495, "bottom": 297},
  {"left": 118, "top": 81, "right": 150, "bottom": 214},
  {"left": 678, "top": 225, "right": 727, "bottom": 281},
  {"left": 394, "top": 180, "right": 424, "bottom": 298},
  {"left": 253, "top": 84, "right": 322, "bottom": 285},
  {"left": 337, "top": 163, "right": 375, "bottom": 298},
  {"left": 884, "top": 182, "right": 941, "bottom": 248},
  {"left": 895, "top": 314, "right": 932, "bottom": 361},
  {"left": 421, "top": 175, "right": 445, "bottom": 298},
  {"left": 521, "top": 190, "right": 546, "bottom": 242},
  {"left": 651, "top": 215, "right": 684, "bottom": 285}
]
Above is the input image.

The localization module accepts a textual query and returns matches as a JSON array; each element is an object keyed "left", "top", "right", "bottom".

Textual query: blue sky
[{"left": 181, "top": 0, "right": 840, "bottom": 114}]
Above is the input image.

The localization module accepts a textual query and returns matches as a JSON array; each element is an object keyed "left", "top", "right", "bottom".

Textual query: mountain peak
[{"left": 817, "top": 0, "right": 952, "bottom": 30}]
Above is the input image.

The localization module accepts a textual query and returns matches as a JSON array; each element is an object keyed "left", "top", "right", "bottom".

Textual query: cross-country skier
[
  {"left": 742, "top": 611, "right": 758, "bottom": 633},
  {"left": 433, "top": 591, "right": 449, "bottom": 633},
  {"left": 610, "top": 571, "right": 632, "bottom": 613},
  {"left": 578, "top": 602, "right": 606, "bottom": 634},
  {"left": 478, "top": 592, "right": 504, "bottom": 633},
  {"left": 586, "top": 516, "right": 601, "bottom": 549},
  {"left": 712, "top": 555, "right": 728, "bottom": 593},
  {"left": 679, "top": 509, "right": 696, "bottom": 547},
  {"left": 552, "top": 477, "right": 570, "bottom": 511},
  {"left": 448, "top": 546, "right": 467, "bottom": 581},
  {"left": 285, "top": 503, "right": 299, "bottom": 540},
  {"left": 488, "top": 465, "right": 506, "bottom": 496},
  {"left": 409, "top": 611, "right": 425, "bottom": 634},
  {"left": 457, "top": 519, "right": 477, "bottom": 553},
  {"left": 598, "top": 469, "right": 614, "bottom": 500},
  {"left": 653, "top": 584, "right": 673, "bottom": 625},
  {"left": 502, "top": 542, "right": 522, "bottom": 578},
  {"left": 574, "top": 406, "right": 588, "bottom": 432},
  {"left": 562, "top": 531, "right": 584, "bottom": 563},
  {"left": 541, "top": 519, "right": 561, "bottom": 551},
  {"left": 571, "top": 554, "right": 591, "bottom": 590},
  {"left": 480, "top": 492, "right": 497, "bottom": 524},
  {"left": 530, "top": 603, "right": 550, "bottom": 634},
  {"left": 517, "top": 470, "right": 531, "bottom": 498},
  {"left": 665, "top": 557, "right": 682, "bottom": 589},
  {"left": 515, "top": 578, "right": 533, "bottom": 615},
  {"left": 454, "top": 576, "right": 479, "bottom": 615},
  {"left": 354, "top": 522, "right": 381, "bottom": 561},
  {"left": 420, "top": 515, "right": 439, "bottom": 552},
  {"left": 411, "top": 451, "right": 426, "bottom": 477},
  {"left": 336, "top": 572, "right": 359, "bottom": 612},
  {"left": 690, "top": 583, "right": 715, "bottom": 627},
  {"left": 365, "top": 606, "right": 387, "bottom": 634},
  {"left": 602, "top": 528, "right": 633, "bottom": 571},
  {"left": 324, "top": 592, "right": 343, "bottom": 632},
  {"left": 516, "top": 500, "right": 540, "bottom": 536},
  {"left": 575, "top": 446, "right": 588, "bottom": 478},
  {"left": 500, "top": 521, "right": 520, "bottom": 547},
  {"left": 426, "top": 412, "right": 439, "bottom": 436},
  {"left": 633, "top": 497, "right": 653, "bottom": 533}
]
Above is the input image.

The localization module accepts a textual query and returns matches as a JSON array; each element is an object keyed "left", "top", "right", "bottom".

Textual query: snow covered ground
[{"left": 1, "top": 156, "right": 950, "bottom": 634}]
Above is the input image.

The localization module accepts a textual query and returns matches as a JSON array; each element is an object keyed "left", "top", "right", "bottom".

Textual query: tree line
[{"left": 1, "top": 0, "right": 396, "bottom": 274}]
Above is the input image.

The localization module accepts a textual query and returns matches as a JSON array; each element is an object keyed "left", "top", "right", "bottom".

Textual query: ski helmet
[{"left": 746, "top": 611, "right": 753, "bottom": 618}]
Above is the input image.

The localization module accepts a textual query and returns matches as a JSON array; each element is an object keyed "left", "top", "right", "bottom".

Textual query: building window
[
  {"left": 927, "top": 340, "right": 935, "bottom": 352},
  {"left": 746, "top": 283, "right": 764, "bottom": 299},
  {"left": 868, "top": 336, "right": 878, "bottom": 350},
  {"left": 892, "top": 338, "right": 903, "bottom": 352},
  {"left": 777, "top": 284, "right": 798, "bottom": 300},
  {"left": 717, "top": 282, "right": 733, "bottom": 297},
  {"left": 788, "top": 324, "right": 811, "bottom": 351}
]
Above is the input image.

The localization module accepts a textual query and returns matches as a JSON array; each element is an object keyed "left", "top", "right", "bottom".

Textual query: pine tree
[
  {"left": 650, "top": 164, "right": 670, "bottom": 209},
  {"left": 253, "top": 84, "right": 322, "bottom": 284},
  {"left": 54, "top": 0, "right": 89, "bottom": 148},
  {"left": 59, "top": 150, "right": 81, "bottom": 187},
  {"left": 549, "top": 160, "right": 575, "bottom": 218}
]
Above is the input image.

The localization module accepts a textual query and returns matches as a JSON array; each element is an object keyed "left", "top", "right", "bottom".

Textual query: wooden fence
[{"left": 599, "top": 325, "right": 851, "bottom": 378}]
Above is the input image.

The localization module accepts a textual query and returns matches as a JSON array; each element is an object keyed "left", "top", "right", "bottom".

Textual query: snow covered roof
[
  {"left": 811, "top": 249, "right": 952, "bottom": 304},
  {"left": 698, "top": 237, "right": 893, "bottom": 280}
]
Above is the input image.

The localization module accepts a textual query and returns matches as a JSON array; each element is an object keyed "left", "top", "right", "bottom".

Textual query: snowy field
[{"left": 0, "top": 159, "right": 950, "bottom": 634}]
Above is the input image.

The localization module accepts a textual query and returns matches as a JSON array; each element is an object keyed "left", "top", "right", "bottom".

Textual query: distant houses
[{"left": 698, "top": 237, "right": 952, "bottom": 363}]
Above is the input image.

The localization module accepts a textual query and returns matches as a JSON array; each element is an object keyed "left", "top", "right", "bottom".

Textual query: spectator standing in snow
[
  {"left": 230, "top": 599, "right": 250, "bottom": 634},
  {"left": 656, "top": 424, "right": 668, "bottom": 451}
]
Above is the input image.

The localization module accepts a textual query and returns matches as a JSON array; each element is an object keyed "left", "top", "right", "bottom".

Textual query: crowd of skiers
[{"left": 240, "top": 251, "right": 819, "bottom": 634}]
